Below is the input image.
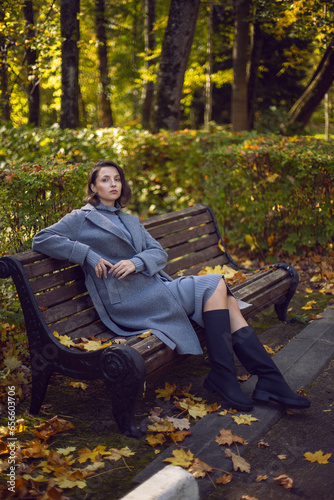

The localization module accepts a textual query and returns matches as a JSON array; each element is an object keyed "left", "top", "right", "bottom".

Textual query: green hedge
[{"left": 1, "top": 125, "right": 333, "bottom": 257}]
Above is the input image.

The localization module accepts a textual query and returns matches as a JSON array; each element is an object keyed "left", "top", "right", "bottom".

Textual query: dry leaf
[
  {"left": 258, "top": 440, "right": 270, "bottom": 448},
  {"left": 216, "top": 473, "right": 233, "bottom": 484},
  {"left": 274, "top": 474, "right": 293, "bottom": 490},
  {"left": 256, "top": 474, "right": 268, "bottom": 482},
  {"left": 304, "top": 450, "right": 332, "bottom": 464},
  {"left": 146, "top": 433, "right": 166, "bottom": 447},
  {"left": 241, "top": 495, "right": 259, "bottom": 500},
  {"left": 188, "top": 458, "right": 213, "bottom": 478},
  {"left": 225, "top": 449, "right": 250, "bottom": 473},
  {"left": 70, "top": 382, "right": 88, "bottom": 390},
  {"left": 169, "top": 430, "right": 192, "bottom": 444},
  {"left": 33, "top": 416, "right": 74, "bottom": 441},
  {"left": 166, "top": 417, "right": 190, "bottom": 430},
  {"left": 215, "top": 428, "right": 248, "bottom": 446}
]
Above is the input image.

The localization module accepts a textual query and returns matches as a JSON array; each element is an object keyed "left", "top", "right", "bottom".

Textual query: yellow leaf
[
  {"left": 301, "top": 300, "right": 316, "bottom": 310},
  {"left": 56, "top": 446, "right": 76, "bottom": 456},
  {"left": 245, "top": 234, "right": 257, "bottom": 251},
  {"left": 3, "top": 356, "right": 21, "bottom": 371},
  {"left": 256, "top": 474, "right": 268, "bottom": 482},
  {"left": 218, "top": 239, "right": 225, "bottom": 253},
  {"left": 138, "top": 329, "right": 152, "bottom": 339},
  {"left": 77, "top": 445, "right": 109, "bottom": 463},
  {"left": 264, "top": 345, "right": 275, "bottom": 354},
  {"left": 232, "top": 414, "right": 259, "bottom": 426},
  {"left": 304, "top": 450, "right": 332, "bottom": 464},
  {"left": 107, "top": 446, "right": 135, "bottom": 461},
  {"left": 163, "top": 448, "right": 194, "bottom": 468},
  {"left": 155, "top": 382, "right": 177, "bottom": 401},
  {"left": 305, "top": 288, "right": 313, "bottom": 294},
  {"left": 53, "top": 331, "right": 76, "bottom": 348},
  {"left": 146, "top": 433, "right": 166, "bottom": 447},
  {"left": 70, "top": 382, "right": 88, "bottom": 390}
]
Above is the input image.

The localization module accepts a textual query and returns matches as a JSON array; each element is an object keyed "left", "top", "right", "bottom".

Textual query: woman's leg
[
  {"left": 202, "top": 279, "right": 253, "bottom": 411},
  {"left": 204, "top": 281, "right": 310, "bottom": 409}
]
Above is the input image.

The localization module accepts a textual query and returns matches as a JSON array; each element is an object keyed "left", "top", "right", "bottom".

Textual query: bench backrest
[{"left": 14, "top": 204, "right": 228, "bottom": 341}]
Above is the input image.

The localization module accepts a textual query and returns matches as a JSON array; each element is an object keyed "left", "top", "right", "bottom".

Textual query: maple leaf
[
  {"left": 56, "top": 446, "right": 76, "bottom": 456},
  {"left": 215, "top": 428, "right": 248, "bottom": 447},
  {"left": 107, "top": 446, "right": 135, "bottom": 462},
  {"left": 304, "top": 450, "right": 332, "bottom": 464},
  {"left": 169, "top": 430, "right": 192, "bottom": 444},
  {"left": 301, "top": 300, "right": 316, "bottom": 310},
  {"left": 33, "top": 416, "right": 75, "bottom": 441},
  {"left": 155, "top": 382, "right": 177, "bottom": 401},
  {"left": 274, "top": 474, "right": 293, "bottom": 490},
  {"left": 166, "top": 416, "right": 190, "bottom": 430},
  {"left": 52, "top": 331, "right": 75, "bottom": 348},
  {"left": 146, "top": 433, "right": 167, "bottom": 447},
  {"left": 3, "top": 355, "right": 21, "bottom": 371},
  {"left": 219, "top": 408, "right": 238, "bottom": 416},
  {"left": 77, "top": 445, "right": 109, "bottom": 463},
  {"left": 225, "top": 449, "right": 250, "bottom": 473},
  {"left": 22, "top": 440, "right": 50, "bottom": 458},
  {"left": 216, "top": 473, "right": 233, "bottom": 484},
  {"left": 163, "top": 448, "right": 194, "bottom": 468},
  {"left": 147, "top": 420, "right": 176, "bottom": 433},
  {"left": 232, "top": 414, "right": 259, "bottom": 426},
  {"left": 188, "top": 457, "right": 214, "bottom": 478}
]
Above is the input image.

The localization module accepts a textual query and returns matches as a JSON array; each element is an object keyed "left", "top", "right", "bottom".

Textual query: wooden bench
[{"left": 0, "top": 204, "right": 299, "bottom": 438}]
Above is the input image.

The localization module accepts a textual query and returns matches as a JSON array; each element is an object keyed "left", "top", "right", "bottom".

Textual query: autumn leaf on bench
[{"left": 304, "top": 450, "right": 332, "bottom": 464}]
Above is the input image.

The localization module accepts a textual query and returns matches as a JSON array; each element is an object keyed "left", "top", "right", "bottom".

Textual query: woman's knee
[{"left": 204, "top": 278, "right": 228, "bottom": 311}]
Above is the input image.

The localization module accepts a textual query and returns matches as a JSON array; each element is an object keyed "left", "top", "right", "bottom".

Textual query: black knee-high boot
[
  {"left": 203, "top": 310, "right": 254, "bottom": 411},
  {"left": 232, "top": 326, "right": 310, "bottom": 409}
]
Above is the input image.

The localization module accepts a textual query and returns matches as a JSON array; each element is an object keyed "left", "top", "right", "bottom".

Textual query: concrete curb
[
  {"left": 120, "top": 465, "right": 199, "bottom": 500},
  {"left": 129, "top": 307, "right": 334, "bottom": 499}
]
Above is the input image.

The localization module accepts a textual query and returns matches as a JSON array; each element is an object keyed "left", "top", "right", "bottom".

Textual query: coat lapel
[{"left": 82, "top": 205, "right": 142, "bottom": 252}]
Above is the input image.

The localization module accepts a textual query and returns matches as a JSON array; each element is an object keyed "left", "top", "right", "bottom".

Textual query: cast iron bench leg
[
  {"left": 29, "top": 349, "right": 53, "bottom": 414},
  {"left": 100, "top": 344, "right": 146, "bottom": 439}
]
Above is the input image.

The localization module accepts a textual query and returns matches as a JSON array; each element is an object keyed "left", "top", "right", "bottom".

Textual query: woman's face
[{"left": 91, "top": 166, "right": 122, "bottom": 206}]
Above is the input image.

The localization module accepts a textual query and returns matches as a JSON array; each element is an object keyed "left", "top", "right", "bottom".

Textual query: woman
[{"left": 33, "top": 160, "right": 310, "bottom": 412}]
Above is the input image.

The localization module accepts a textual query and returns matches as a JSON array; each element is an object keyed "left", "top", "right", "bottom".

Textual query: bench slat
[
  {"left": 148, "top": 212, "right": 212, "bottom": 240},
  {"left": 35, "top": 279, "right": 87, "bottom": 308}
]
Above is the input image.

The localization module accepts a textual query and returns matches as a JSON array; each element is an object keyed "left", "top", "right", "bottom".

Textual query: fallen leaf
[
  {"left": 155, "top": 382, "right": 177, "bottom": 401},
  {"left": 258, "top": 440, "right": 270, "bottom": 448},
  {"left": 304, "top": 450, "right": 332, "bottom": 464},
  {"left": 278, "top": 454, "right": 287, "bottom": 460},
  {"left": 169, "top": 430, "right": 192, "bottom": 444},
  {"left": 107, "top": 446, "right": 135, "bottom": 462},
  {"left": 70, "top": 382, "right": 88, "bottom": 390},
  {"left": 138, "top": 329, "right": 152, "bottom": 338},
  {"left": 256, "top": 474, "right": 268, "bottom": 482},
  {"left": 166, "top": 417, "right": 190, "bottom": 430},
  {"left": 301, "top": 300, "right": 316, "bottom": 310},
  {"left": 3, "top": 355, "right": 22, "bottom": 371},
  {"left": 232, "top": 414, "right": 259, "bottom": 426},
  {"left": 188, "top": 457, "right": 213, "bottom": 478},
  {"left": 215, "top": 428, "right": 248, "bottom": 446},
  {"left": 241, "top": 495, "right": 259, "bottom": 500},
  {"left": 33, "top": 416, "right": 74, "bottom": 441},
  {"left": 146, "top": 433, "right": 166, "bottom": 447},
  {"left": 216, "top": 473, "right": 233, "bottom": 484},
  {"left": 274, "top": 474, "right": 293, "bottom": 490},
  {"left": 163, "top": 448, "right": 194, "bottom": 468},
  {"left": 225, "top": 449, "right": 250, "bottom": 473}
]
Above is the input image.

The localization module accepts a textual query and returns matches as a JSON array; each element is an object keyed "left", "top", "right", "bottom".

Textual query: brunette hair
[{"left": 84, "top": 160, "right": 131, "bottom": 207}]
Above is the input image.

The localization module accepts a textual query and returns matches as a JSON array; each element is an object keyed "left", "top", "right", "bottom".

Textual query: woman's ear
[{"left": 90, "top": 183, "right": 97, "bottom": 193}]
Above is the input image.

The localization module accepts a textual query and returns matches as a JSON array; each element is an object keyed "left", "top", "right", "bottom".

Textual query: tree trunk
[
  {"left": 60, "top": 0, "right": 80, "bottom": 129},
  {"left": 95, "top": 0, "right": 113, "bottom": 128},
  {"left": 204, "top": 0, "right": 213, "bottom": 127},
  {"left": 152, "top": 0, "right": 201, "bottom": 132},
  {"left": 282, "top": 40, "right": 334, "bottom": 134},
  {"left": 142, "top": 0, "right": 156, "bottom": 130},
  {"left": 248, "top": 19, "right": 263, "bottom": 130},
  {"left": 22, "top": 0, "right": 40, "bottom": 126},
  {"left": 0, "top": 4, "right": 10, "bottom": 122},
  {"left": 231, "top": 0, "right": 250, "bottom": 132}
]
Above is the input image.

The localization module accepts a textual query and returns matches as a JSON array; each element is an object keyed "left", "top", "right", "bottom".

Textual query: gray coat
[{"left": 32, "top": 204, "right": 203, "bottom": 355}]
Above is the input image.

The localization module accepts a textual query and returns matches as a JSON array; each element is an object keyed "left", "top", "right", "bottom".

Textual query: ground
[{"left": 0, "top": 253, "right": 333, "bottom": 499}]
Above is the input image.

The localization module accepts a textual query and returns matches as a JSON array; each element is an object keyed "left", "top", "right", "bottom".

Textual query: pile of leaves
[{"left": 0, "top": 415, "right": 139, "bottom": 499}]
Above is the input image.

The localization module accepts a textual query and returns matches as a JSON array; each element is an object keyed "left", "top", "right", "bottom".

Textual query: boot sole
[
  {"left": 253, "top": 389, "right": 311, "bottom": 409},
  {"left": 204, "top": 378, "right": 253, "bottom": 412}
]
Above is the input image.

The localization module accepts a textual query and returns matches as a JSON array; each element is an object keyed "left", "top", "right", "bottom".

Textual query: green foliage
[{"left": 0, "top": 125, "right": 334, "bottom": 259}]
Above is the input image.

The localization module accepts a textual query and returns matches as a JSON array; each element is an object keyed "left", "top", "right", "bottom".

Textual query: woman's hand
[
  {"left": 94, "top": 259, "right": 135, "bottom": 279},
  {"left": 95, "top": 258, "right": 113, "bottom": 279},
  {"left": 110, "top": 260, "right": 136, "bottom": 279}
]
